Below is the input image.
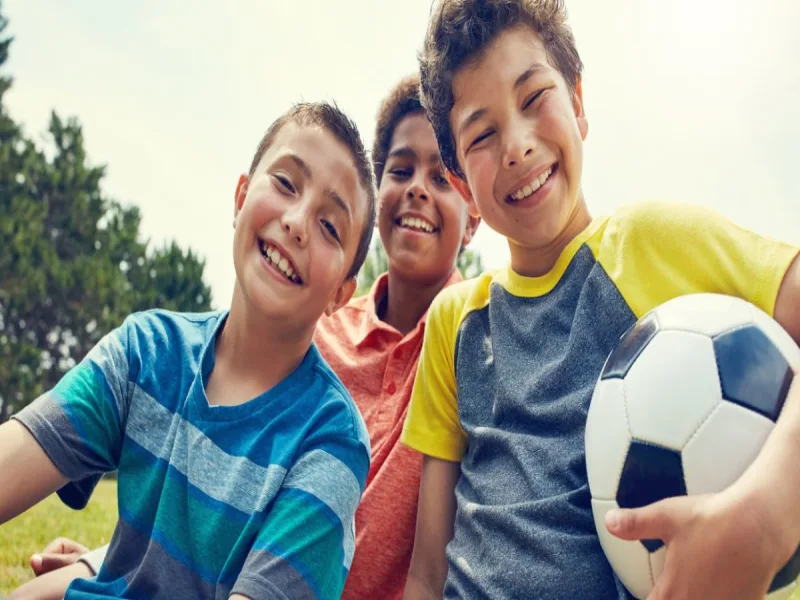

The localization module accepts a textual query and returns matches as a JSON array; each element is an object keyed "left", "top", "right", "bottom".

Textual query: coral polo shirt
[{"left": 314, "top": 270, "right": 462, "bottom": 600}]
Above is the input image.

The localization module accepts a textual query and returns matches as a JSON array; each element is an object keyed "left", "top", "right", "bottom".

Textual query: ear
[
  {"left": 445, "top": 171, "right": 481, "bottom": 219},
  {"left": 572, "top": 77, "right": 589, "bottom": 141},
  {"left": 233, "top": 174, "right": 248, "bottom": 228},
  {"left": 461, "top": 213, "right": 481, "bottom": 247},
  {"left": 325, "top": 276, "right": 357, "bottom": 317}
]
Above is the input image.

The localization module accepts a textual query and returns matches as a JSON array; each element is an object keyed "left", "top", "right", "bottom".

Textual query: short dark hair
[
  {"left": 248, "top": 102, "right": 376, "bottom": 280},
  {"left": 371, "top": 74, "right": 425, "bottom": 185},
  {"left": 419, "top": 0, "right": 583, "bottom": 178}
]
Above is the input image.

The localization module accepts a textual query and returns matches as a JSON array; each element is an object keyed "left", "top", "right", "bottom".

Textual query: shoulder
[
  {"left": 308, "top": 351, "right": 370, "bottom": 452},
  {"left": 125, "top": 309, "right": 222, "bottom": 345},
  {"left": 601, "top": 200, "right": 728, "bottom": 250},
  {"left": 429, "top": 271, "right": 497, "bottom": 326},
  {"left": 122, "top": 309, "right": 224, "bottom": 374},
  {"left": 316, "top": 294, "right": 369, "bottom": 341}
]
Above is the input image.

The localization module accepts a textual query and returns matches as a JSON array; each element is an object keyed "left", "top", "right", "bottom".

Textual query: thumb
[
  {"left": 30, "top": 551, "right": 81, "bottom": 575},
  {"left": 606, "top": 497, "right": 689, "bottom": 543}
]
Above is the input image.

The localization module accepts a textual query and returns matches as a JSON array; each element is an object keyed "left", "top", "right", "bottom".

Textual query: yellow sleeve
[
  {"left": 401, "top": 284, "right": 469, "bottom": 462},
  {"left": 597, "top": 201, "right": 799, "bottom": 318}
]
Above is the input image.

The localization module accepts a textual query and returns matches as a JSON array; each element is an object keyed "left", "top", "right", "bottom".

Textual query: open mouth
[
  {"left": 395, "top": 215, "right": 439, "bottom": 234},
  {"left": 257, "top": 238, "right": 303, "bottom": 285},
  {"left": 507, "top": 163, "right": 557, "bottom": 204}
]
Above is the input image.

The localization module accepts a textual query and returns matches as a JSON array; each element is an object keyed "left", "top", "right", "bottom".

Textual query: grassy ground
[
  {"left": 0, "top": 480, "right": 117, "bottom": 594},
  {"left": 1, "top": 480, "right": 798, "bottom": 597}
]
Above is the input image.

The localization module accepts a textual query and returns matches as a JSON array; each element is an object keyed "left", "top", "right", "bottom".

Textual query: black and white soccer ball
[{"left": 586, "top": 293, "right": 800, "bottom": 599}]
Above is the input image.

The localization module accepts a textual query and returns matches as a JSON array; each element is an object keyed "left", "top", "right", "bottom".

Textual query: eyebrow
[
  {"left": 288, "top": 154, "right": 311, "bottom": 178},
  {"left": 284, "top": 152, "right": 351, "bottom": 226},
  {"left": 514, "top": 63, "right": 545, "bottom": 89},
  {"left": 387, "top": 146, "right": 417, "bottom": 161},
  {"left": 457, "top": 63, "right": 547, "bottom": 140},
  {"left": 329, "top": 190, "right": 352, "bottom": 225}
]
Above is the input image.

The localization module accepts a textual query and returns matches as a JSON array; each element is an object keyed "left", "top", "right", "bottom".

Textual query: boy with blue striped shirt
[{"left": 0, "top": 101, "right": 376, "bottom": 600}]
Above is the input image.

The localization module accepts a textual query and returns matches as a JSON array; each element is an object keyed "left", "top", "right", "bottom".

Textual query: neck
[
  {"left": 218, "top": 285, "right": 315, "bottom": 390},
  {"left": 510, "top": 193, "right": 592, "bottom": 277},
  {"left": 381, "top": 268, "right": 455, "bottom": 336}
]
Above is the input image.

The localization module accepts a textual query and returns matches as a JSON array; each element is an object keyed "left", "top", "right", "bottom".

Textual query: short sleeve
[
  {"left": 402, "top": 285, "right": 469, "bottom": 462},
  {"left": 598, "top": 201, "right": 799, "bottom": 318},
  {"left": 12, "top": 318, "right": 132, "bottom": 490},
  {"left": 231, "top": 435, "right": 369, "bottom": 600}
]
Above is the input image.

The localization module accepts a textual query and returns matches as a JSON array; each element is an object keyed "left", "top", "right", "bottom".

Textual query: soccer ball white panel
[
  {"left": 591, "top": 498, "right": 653, "bottom": 600},
  {"left": 749, "top": 304, "right": 800, "bottom": 373},
  {"left": 585, "top": 379, "right": 631, "bottom": 500},
  {"left": 625, "top": 331, "right": 721, "bottom": 450},
  {"left": 682, "top": 400, "right": 774, "bottom": 495},
  {"left": 655, "top": 293, "right": 753, "bottom": 337}
]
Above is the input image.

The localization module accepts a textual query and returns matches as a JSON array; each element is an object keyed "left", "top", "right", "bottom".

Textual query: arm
[
  {"left": 607, "top": 253, "right": 800, "bottom": 599},
  {"left": 9, "top": 561, "right": 93, "bottom": 600},
  {"left": 0, "top": 321, "right": 130, "bottom": 524},
  {"left": 0, "top": 421, "right": 67, "bottom": 523},
  {"left": 735, "top": 254, "right": 800, "bottom": 553},
  {"left": 403, "top": 456, "right": 460, "bottom": 600},
  {"left": 12, "top": 541, "right": 110, "bottom": 600}
]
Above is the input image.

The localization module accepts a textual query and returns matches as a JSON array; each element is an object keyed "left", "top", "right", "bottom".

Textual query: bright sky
[{"left": 5, "top": 0, "right": 799, "bottom": 308}]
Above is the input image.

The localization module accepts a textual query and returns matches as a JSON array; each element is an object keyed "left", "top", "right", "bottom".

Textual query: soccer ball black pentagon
[{"left": 585, "top": 294, "right": 800, "bottom": 599}]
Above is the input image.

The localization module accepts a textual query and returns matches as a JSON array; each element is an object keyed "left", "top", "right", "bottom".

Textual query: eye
[
  {"left": 389, "top": 167, "right": 412, "bottom": 179},
  {"left": 523, "top": 89, "right": 545, "bottom": 111},
  {"left": 322, "top": 219, "right": 340, "bottom": 243},
  {"left": 274, "top": 174, "right": 295, "bottom": 193},
  {"left": 432, "top": 173, "right": 450, "bottom": 187},
  {"left": 469, "top": 129, "right": 494, "bottom": 150}
]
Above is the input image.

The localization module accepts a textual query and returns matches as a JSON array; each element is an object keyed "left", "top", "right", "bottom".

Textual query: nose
[
  {"left": 502, "top": 127, "right": 535, "bottom": 170},
  {"left": 281, "top": 204, "right": 309, "bottom": 247},
  {"left": 406, "top": 176, "right": 430, "bottom": 202}
]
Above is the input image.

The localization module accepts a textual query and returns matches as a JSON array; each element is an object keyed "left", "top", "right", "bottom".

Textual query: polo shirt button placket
[{"left": 385, "top": 382, "right": 396, "bottom": 395}]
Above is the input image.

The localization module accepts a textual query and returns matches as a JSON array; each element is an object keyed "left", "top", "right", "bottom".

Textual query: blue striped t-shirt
[{"left": 13, "top": 309, "right": 371, "bottom": 599}]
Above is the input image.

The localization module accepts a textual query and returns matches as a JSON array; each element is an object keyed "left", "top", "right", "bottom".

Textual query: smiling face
[
  {"left": 377, "top": 113, "right": 477, "bottom": 286},
  {"left": 232, "top": 122, "right": 368, "bottom": 326},
  {"left": 447, "top": 25, "right": 589, "bottom": 268}
]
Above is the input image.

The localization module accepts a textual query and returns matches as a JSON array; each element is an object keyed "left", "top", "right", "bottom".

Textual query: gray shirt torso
[{"left": 446, "top": 246, "right": 636, "bottom": 599}]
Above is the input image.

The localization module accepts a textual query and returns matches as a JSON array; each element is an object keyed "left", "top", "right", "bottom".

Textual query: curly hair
[
  {"left": 419, "top": 0, "right": 583, "bottom": 178},
  {"left": 371, "top": 74, "right": 426, "bottom": 185}
]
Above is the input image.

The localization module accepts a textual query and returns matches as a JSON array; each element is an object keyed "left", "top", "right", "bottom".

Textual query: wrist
[{"left": 735, "top": 480, "right": 800, "bottom": 569}]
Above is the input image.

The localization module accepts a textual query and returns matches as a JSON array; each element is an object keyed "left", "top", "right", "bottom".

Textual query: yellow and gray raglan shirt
[{"left": 401, "top": 201, "right": 798, "bottom": 600}]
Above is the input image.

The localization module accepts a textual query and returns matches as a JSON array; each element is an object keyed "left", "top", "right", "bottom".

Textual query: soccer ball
[{"left": 585, "top": 293, "right": 800, "bottom": 599}]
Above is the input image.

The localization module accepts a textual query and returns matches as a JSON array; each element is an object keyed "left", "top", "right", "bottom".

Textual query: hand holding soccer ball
[{"left": 585, "top": 294, "right": 800, "bottom": 599}]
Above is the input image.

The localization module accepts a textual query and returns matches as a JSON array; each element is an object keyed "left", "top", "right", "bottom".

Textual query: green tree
[
  {"left": 457, "top": 247, "right": 484, "bottom": 280},
  {"left": 355, "top": 238, "right": 486, "bottom": 296},
  {"left": 0, "top": 8, "right": 212, "bottom": 421}
]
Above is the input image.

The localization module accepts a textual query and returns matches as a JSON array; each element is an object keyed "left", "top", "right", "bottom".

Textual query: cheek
[
  {"left": 377, "top": 186, "right": 402, "bottom": 226},
  {"left": 466, "top": 155, "right": 496, "bottom": 202}
]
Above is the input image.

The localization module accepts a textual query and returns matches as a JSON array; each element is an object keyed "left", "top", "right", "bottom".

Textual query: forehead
[
  {"left": 451, "top": 26, "right": 555, "bottom": 121},
  {"left": 389, "top": 114, "right": 440, "bottom": 159},
  {"left": 264, "top": 123, "right": 368, "bottom": 222}
]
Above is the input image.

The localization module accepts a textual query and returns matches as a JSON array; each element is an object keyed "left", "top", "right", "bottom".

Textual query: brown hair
[
  {"left": 247, "top": 102, "right": 376, "bottom": 279},
  {"left": 419, "top": 0, "right": 583, "bottom": 178},
  {"left": 371, "top": 74, "right": 425, "bottom": 185}
]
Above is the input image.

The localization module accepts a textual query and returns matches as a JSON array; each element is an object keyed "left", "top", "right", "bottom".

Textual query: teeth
[
  {"left": 259, "top": 240, "right": 301, "bottom": 283},
  {"left": 512, "top": 167, "right": 553, "bottom": 201},
  {"left": 399, "top": 216, "right": 435, "bottom": 233}
]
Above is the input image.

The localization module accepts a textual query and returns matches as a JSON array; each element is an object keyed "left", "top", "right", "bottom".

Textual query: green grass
[
  {"left": 1, "top": 480, "right": 798, "bottom": 598},
  {"left": 0, "top": 480, "right": 117, "bottom": 594}
]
